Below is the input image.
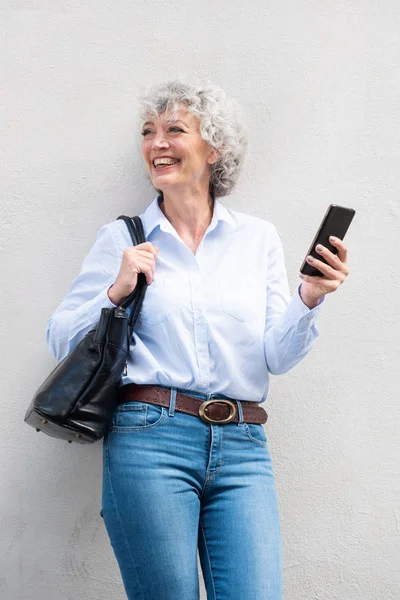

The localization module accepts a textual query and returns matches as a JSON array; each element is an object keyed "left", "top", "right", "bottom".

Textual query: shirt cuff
[
  {"left": 284, "top": 284, "right": 324, "bottom": 330},
  {"left": 85, "top": 285, "right": 119, "bottom": 323}
]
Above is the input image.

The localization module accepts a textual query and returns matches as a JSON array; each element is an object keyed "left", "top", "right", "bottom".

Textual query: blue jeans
[{"left": 100, "top": 386, "right": 282, "bottom": 599}]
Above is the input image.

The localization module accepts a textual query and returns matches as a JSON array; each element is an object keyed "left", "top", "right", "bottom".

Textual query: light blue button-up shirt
[{"left": 47, "top": 195, "right": 324, "bottom": 403}]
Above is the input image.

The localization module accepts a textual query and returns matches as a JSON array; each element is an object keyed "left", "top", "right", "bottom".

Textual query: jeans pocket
[
  {"left": 243, "top": 422, "right": 268, "bottom": 447},
  {"left": 110, "top": 401, "right": 167, "bottom": 432}
]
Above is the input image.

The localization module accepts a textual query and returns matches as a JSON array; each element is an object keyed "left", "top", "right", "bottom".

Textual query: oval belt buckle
[{"left": 198, "top": 399, "right": 237, "bottom": 424}]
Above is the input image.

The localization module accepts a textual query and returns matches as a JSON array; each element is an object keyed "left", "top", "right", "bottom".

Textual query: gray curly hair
[{"left": 138, "top": 79, "right": 248, "bottom": 198}]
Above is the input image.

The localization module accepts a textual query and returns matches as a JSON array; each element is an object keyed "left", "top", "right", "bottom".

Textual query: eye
[
  {"left": 169, "top": 127, "right": 184, "bottom": 133},
  {"left": 141, "top": 129, "right": 152, "bottom": 136}
]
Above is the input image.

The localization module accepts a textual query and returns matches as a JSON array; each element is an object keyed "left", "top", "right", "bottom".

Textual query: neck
[{"left": 158, "top": 189, "right": 214, "bottom": 243}]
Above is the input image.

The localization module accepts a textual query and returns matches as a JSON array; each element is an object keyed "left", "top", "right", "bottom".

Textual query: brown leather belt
[{"left": 117, "top": 384, "right": 268, "bottom": 425}]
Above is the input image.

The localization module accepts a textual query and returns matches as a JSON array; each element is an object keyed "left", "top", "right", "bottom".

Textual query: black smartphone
[{"left": 300, "top": 204, "right": 356, "bottom": 277}]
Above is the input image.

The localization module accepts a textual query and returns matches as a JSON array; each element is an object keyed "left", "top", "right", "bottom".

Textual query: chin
[{"left": 152, "top": 177, "right": 181, "bottom": 190}]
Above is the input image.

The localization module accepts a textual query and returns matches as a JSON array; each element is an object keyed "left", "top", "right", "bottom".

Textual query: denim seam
[
  {"left": 205, "top": 421, "right": 226, "bottom": 485},
  {"left": 106, "top": 446, "right": 146, "bottom": 599},
  {"left": 220, "top": 424, "right": 225, "bottom": 471},
  {"left": 210, "top": 424, "right": 225, "bottom": 471},
  {"left": 203, "top": 467, "right": 222, "bottom": 491},
  {"left": 244, "top": 423, "right": 268, "bottom": 447},
  {"left": 103, "top": 433, "right": 110, "bottom": 469},
  {"left": 118, "top": 404, "right": 146, "bottom": 412},
  {"left": 199, "top": 519, "right": 218, "bottom": 600},
  {"left": 200, "top": 464, "right": 210, "bottom": 496},
  {"left": 110, "top": 408, "right": 168, "bottom": 432}
]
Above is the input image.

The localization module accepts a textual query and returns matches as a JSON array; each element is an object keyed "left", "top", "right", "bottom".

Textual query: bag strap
[{"left": 116, "top": 215, "right": 147, "bottom": 328}]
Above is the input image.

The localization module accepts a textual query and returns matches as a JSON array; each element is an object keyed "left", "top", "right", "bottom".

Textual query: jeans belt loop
[
  {"left": 116, "top": 384, "right": 268, "bottom": 425},
  {"left": 236, "top": 399, "right": 244, "bottom": 427},
  {"left": 168, "top": 388, "right": 177, "bottom": 417}
]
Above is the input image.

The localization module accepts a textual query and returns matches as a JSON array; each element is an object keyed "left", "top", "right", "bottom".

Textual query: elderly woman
[{"left": 47, "top": 80, "right": 349, "bottom": 600}]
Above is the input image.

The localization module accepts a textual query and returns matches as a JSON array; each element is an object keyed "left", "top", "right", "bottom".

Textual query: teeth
[{"left": 153, "top": 158, "right": 180, "bottom": 167}]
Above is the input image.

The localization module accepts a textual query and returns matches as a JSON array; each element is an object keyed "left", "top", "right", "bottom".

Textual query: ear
[{"left": 207, "top": 149, "right": 221, "bottom": 165}]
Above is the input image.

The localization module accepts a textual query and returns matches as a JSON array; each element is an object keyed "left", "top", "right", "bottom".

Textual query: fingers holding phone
[
  {"left": 300, "top": 205, "right": 354, "bottom": 277},
  {"left": 300, "top": 237, "right": 349, "bottom": 285},
  {"left": 298, "top": 206, "right": 355, "bottom": 306}
]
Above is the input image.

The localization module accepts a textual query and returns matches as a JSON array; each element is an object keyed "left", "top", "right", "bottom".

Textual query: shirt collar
[{"left": 140, "top": 194, "right": 237, "bottom": 238}]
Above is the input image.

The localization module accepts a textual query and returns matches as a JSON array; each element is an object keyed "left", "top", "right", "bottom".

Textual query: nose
[{"left": 151, "top": 132, "right": 169, "bottom": 151}]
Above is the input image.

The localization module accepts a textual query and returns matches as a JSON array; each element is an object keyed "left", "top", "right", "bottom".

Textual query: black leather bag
[{"left": 24, "top": 215, "right": 147, "bottom": 444}]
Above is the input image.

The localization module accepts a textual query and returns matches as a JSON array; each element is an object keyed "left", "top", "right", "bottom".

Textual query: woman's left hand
[{"left": 299, "top": 236, "right": 350, "bottom": 306}]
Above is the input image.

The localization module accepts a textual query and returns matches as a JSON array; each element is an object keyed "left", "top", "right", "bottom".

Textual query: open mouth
[{"left": 152, "top": 159, "right": 181, "bottom": 171}]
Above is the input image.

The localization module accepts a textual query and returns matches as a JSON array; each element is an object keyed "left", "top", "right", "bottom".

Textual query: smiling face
[{"left": 141, "top": 104, "right": 217, "bottom": 196}]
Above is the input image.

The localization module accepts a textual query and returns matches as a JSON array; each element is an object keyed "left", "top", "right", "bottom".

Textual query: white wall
[{"left": 1, "top": 1, "right": 399, "bottom": 598}]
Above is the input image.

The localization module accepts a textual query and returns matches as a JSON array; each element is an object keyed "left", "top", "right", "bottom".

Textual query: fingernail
[
  {"left": 307, "top": 255, "right": 314, "bottom": 262},
  {"left": 316, "top": 244, "right": 323, "bottom": 251},
  {"left": 329, "top": 236, "right": 336, "bottom": 242}
]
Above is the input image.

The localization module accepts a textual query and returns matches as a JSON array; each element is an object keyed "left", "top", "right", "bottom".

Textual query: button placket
[{"left": 189, "top": 269, "right": 210, "bottom": 388}]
